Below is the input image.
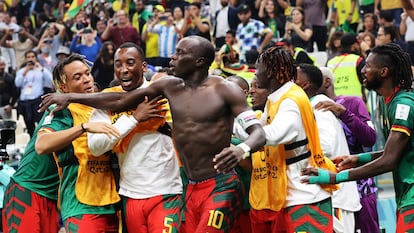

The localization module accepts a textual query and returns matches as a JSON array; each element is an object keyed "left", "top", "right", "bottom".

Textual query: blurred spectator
[
  {"left": 377, "top": 9, "right": 396, "bottom": 26},
  {"left": 327, "top": 33, "right": 365, "bottom": 98},
  {"left": 101, "top": 9, "right": 141, "bottom": 49},
  {"left": 193, "top": 0, "right": 211, "bottom": 21},
  {"left": 170, "top": 0, "right": 190, "bottom": 15},
  {"left": 0, "top": 28, "right": 38, "bottom": 70},
  {"left": 34, "top": 12, "right": 50, "bottom": 40},
  {"left": 297, "top": 0, "right": 328, "bottom": 51},
  {"left": 327, "top": 30, "right": 344, "bottom": 60},
  {"left": 142, "top": 5, "right": 165, "bottom": 67},
  {"left": 0, "top": 11, "right": 20, "bottom": 74},
  {"left": 359, "top": 0, "right": 375, "bottom": 15},
  {"left": 283, "top": 7, "right": 313, "bottom": 51},
  {"left": 95, "top": 19, "right": 107, "bottom": 38},
  {"left": 400, "top": 10, "right": 414, "bottom": 65},
  {"left": 37, "top": 39, "right": 57, "bottom": 72},
  {"left": 55, "top": 45, "right": 71, "bottom": 61},
  {"left": 218, "top": 30, "right": 241, "bottom": 66},
  {"left": 38, "top": 22, "right": 66, "bottom": 64},
  {"left": 172, "top": 6, "right": 185, "bottom": 34},
  {"left": 359, "top": 32, "right": 376, "bottom": 58},
  {"left": 330, "top": 0, "right": 360, "bottom": 33},
  {"left": 92, "top": 41, "right": 115, "bottom": 89},
  {"left": 70, "top": 27, "right": 102, "bottom": 63},
  {"left": 213, "top": 0, "right": 240, "bottom": 48},
  {"left": 182, "top": 2, "right": 212, "bottom": 41},
  {"left": 70, "top": 10, "right": 90, "bottom": 35},
  {"left": 258, "top": 0, "right": 288, "bottom": 41},
  {"left": 374, "top": 0, "right": 403, "bottom": 26},
  {"left": 147, "top": 11, "right": 180, "bottom": 68},
  {"left": 21, "top": 16, "right": 35, "bottom": 35},
  {"left": 375, "top": 24, "right": 399, "bottom": 45},
  {"left": 131, "top": 0, "right": 151, "bottom": 46},
  {"left": 236, "top": 4, "right": 273, "bottom": 63},
  {"left": 15, "top": 50, "right": 53, "bottom": 137},
  {"left": 358, "top": 13, "right": 379, "bottom": 37},
  {"left": 276, "top": 38, "right": 316, "bottom": 64},
  {"left": 0, "top": 56, "right": 17, "bottom": 119}
]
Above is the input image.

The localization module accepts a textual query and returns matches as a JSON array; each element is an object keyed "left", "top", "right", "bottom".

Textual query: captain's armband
[{"left": 236, "top": 110, "right": 260, "bottom": 130}]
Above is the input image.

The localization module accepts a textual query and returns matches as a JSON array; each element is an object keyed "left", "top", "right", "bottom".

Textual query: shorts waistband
[{"left": 188, "top": 170, "right": 236, "bottom": 184}]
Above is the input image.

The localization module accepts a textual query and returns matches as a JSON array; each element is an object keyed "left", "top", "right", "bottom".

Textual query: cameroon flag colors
[{"left": 66, "top": 0, "right": 91, "bottom": 19}]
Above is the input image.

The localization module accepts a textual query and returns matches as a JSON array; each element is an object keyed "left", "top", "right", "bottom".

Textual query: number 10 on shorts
[{"left": 207, "top": 210, "right": 224, "bottom": 229}]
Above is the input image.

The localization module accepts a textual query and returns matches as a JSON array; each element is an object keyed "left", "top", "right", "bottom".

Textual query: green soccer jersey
[
  {"left": 384, "top": 90, "right": 414, "bottom": 210},
  {"left": 12, "top": 112, "right": 60, "bottom": 200},
  {"left": 44, "top": 108, "right": 115, "bottom": 221}
]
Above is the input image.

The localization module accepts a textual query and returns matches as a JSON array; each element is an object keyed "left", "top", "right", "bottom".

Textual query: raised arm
[{"left": 39, "top": 78, "right": 168, "bottom": 114}]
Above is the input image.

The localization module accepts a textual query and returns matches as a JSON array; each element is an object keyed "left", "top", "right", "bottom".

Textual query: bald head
[{"left": 185, "top": 36, "right": 215, "bottom": 68}]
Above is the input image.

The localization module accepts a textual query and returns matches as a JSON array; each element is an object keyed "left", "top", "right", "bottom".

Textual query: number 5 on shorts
[{"left": 162, "top": 217, "right": 173, "bottom": 233}]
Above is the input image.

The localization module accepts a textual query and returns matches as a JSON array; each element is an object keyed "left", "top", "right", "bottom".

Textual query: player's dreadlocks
[
  {"left": 371, "top": 43, "right": 413, "bottom": 90},
  {"left": 257, "top": 46, "right": 297, "bottom": 84}
]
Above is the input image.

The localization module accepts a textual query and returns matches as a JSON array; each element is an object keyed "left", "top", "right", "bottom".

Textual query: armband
[
  {"left": 357, "top": 152, "right": 371, "bottom": 166},
  {"left": 237, "top": 142, "right": 251, "bottom": 159},
  {"left": 335, "top": 170, "right": 349, "bottom": 183},
  {"left": 308, "top": 168, "right": 330, "bottom": 184},
  {"left": 236, "top": 110, "right": 260, "bottom": 130}
]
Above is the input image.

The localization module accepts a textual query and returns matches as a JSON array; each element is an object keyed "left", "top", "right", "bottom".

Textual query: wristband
[
  {"left": 357, "top": 152, "right": 371, "bottom": 166},
  {"left": 335, "top": 170, "right": 349, "bottom": 183},
  {"left": 308, "top": 168, "right": 331, "bottom": 184},
  {"left": 231, "top": 137, "right": 243, "bottom": 146},
  {"left": 237, "top": 143, "right": 251, "bottom": 159},
  {"left": 81, "top": 123, "right": 86, "bottom": 132}
]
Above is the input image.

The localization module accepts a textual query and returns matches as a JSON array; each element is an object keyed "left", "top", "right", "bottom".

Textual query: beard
[
  {"left": 364, "top": 74, "right": 383, "bottom": 91},
  {"left": 221, "top": 2, "right": 228, "bottom": 7}
]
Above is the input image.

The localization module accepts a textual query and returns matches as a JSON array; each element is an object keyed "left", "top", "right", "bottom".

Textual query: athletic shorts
[
  {"left": 2, "top": 180, "right": 59, "bottom": 233},
  {"left": 123, "top": 194, "right": 182, "bottom": 233},
  {"left": 180, "top": 172, "right": 243, "bottom": 233},
  {"left": 396, "top": 204, "right": 414, "bottom": 233},
  {"left": 65, "top": 213, "right": 118, "bottom": 233},
  {"left": 250, "top": 208, "right": 287, "bottom": 233},
  {"left": 285, "top": 197, "right": 333, "bottom": 233}
]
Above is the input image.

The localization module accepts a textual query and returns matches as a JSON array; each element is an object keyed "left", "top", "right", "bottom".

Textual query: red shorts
[
  {"left": 180, "top": 172, "right": 243, "bottom": 233},
  {"left": 396, "top": 204, "right": 414, "bottom": 233},
  {"left": 2, "top": 180, "right": 59, "bottom": 233},
  {"left": 65, "top": 213, "right": 118, "bottom": 233},
  {"left": 250, "top": 198, "right": 332, "bottom": 233},
  {"left": 250, "top": 209, "right": 287, "bottom": 233},
  {"left": 123, "top": 194, "right": 182, "bottom": 233}
]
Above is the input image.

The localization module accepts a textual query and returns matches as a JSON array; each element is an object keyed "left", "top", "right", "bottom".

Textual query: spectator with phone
[
  {"left": 283, "top": 7, "right": 313, "bottom": 52},
  {"left": 101, "top": 10, "right": 141, "bottom": 49},
  {"left": 182, "top": 2, "right": 212, "bottom": 42},
  {"left": 14, "top": 50, "right": 53, "bottom": 137},
  {"left": 70, "top": 27, "right": 102, "bottom": 63},
  {"left": 141, "top": 5, "right": 166, "bottom": 67},
  {"left": 147, "top": 11, "right": 181, "bottom": 67}
]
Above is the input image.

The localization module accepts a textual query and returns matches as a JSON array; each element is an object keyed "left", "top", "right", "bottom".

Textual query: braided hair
[
  {"left": 371, "top": 43, "right": 413, "bottom": 89},
  {"left": 257, "top": 46, "right": 297, "bottom": 84}
]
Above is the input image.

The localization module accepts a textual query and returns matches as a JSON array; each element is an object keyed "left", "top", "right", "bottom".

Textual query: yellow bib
[
  {"left": 249, "top": 84, "right": 338, "bottom": 211},
  {"left": 68, "top": 103, "right": 120, "bottom": 206}
]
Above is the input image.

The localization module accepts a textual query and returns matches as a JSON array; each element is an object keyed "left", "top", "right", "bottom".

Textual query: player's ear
[{"left": 195, "top": 57, "right": 205, "bottom": 67}]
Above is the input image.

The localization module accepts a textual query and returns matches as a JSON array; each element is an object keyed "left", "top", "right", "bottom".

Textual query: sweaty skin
[{"left": 39, "top": 36, "right": 266, "bottom": 180}]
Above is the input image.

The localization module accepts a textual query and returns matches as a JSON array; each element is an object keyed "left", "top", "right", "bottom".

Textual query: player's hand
[
  {"left": 333, "top": 155, "right": 359, "bottom": 171},
  {"left": 300, "top": 167, "right": 337, "bottom": 184},
  {"left": 213, "top": 146, "right": 245, "bottom": 173},
  {"left": 82, "top": 122, "right": 120, "bottom": 138},
  {"left": 314, "top": 100, "right": 345, "bottom": 117},
  {"left": 38, "top": 93, "right": 71, "bottom": 115},
  {"left": 132, "top": 96, "right": 167, "bottom": 122}
]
